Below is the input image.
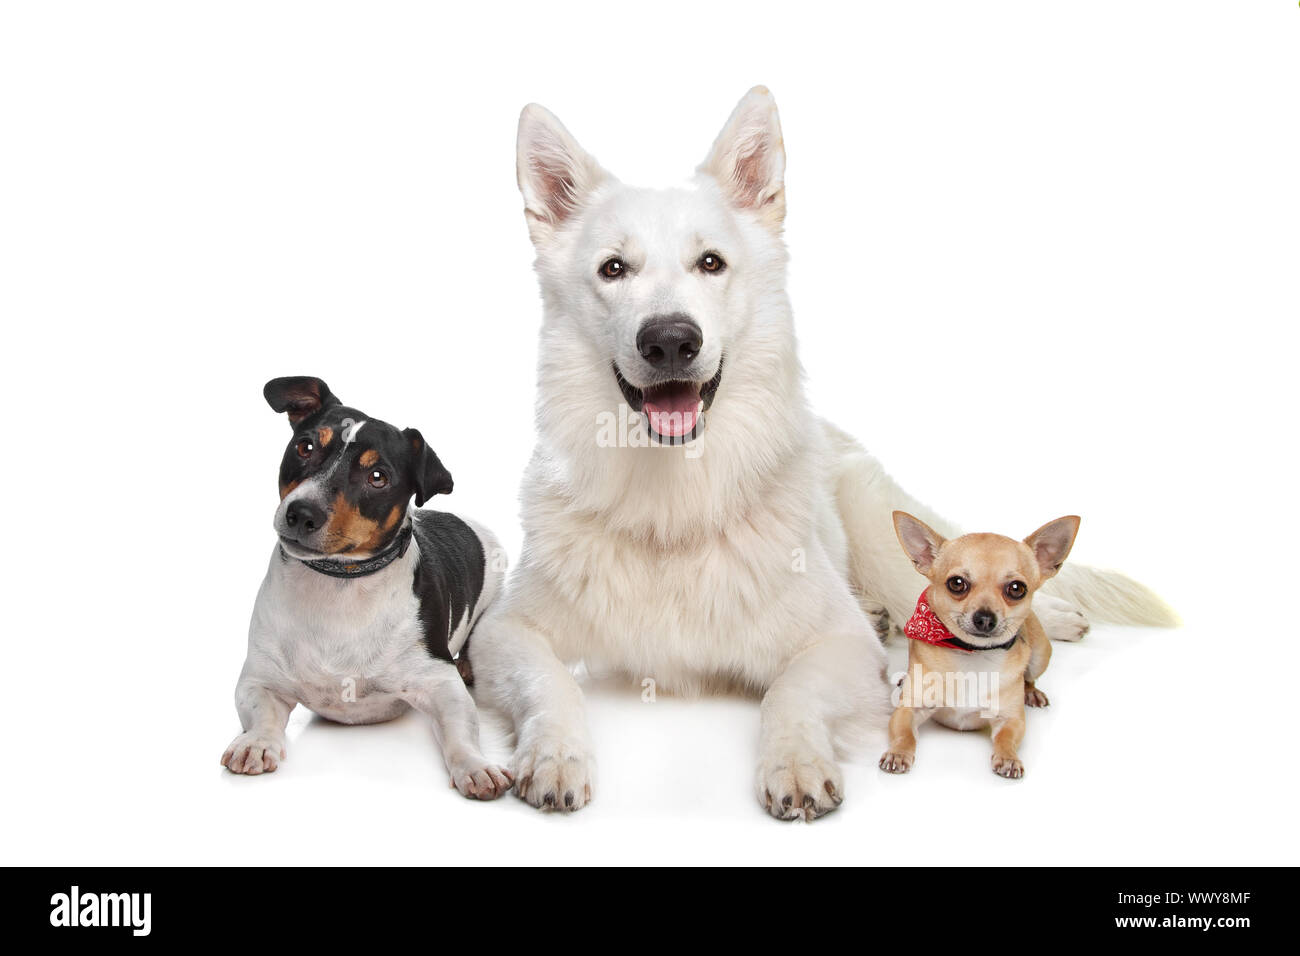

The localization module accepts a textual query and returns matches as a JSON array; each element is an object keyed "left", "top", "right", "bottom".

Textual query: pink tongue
[{"left": 643, "top": 383, "right": 701, "bottom": 438}]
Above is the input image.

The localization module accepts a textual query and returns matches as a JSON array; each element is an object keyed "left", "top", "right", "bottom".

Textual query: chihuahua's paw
[
  {"left": 513, "top": 737, "right": 594, "bottom": 812},
  {"left": 757, "top": 749, "right": 844, "bottom": 821},
  {"left": 879, "top": 751, "right": 915, "bottom": 774},
  {"left": 1024, "top": 684, "right": 1050, "bottom": 708},
  {"left": 1036, "top": 595, "right": 1089, "bottom": 642},
  {"left": 221, "top": 733, "right": 286, "bottom": 775},
  {"left": 449, "top": 757, "right": 514, "bottom": 800},
  {"left": 992, "top": 755, "right": 1025, "bottom": 779}
]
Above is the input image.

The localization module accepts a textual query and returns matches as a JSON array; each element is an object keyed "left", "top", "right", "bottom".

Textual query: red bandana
[{"left": 903, "top": 588, "right": 973, "bottom": 653}]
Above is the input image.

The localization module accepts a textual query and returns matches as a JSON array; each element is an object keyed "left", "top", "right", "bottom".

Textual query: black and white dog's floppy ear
[
  {"left": 403, "top": 428, "right": 453, "bottom": 506},
  {"left": 263, "top": 376, "right": 341, "bottom": 426}
]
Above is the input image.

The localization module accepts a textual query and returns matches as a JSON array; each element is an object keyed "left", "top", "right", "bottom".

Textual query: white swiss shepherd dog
[{"left": 470, "top": 87, "right": 1177, "bottom": 820}]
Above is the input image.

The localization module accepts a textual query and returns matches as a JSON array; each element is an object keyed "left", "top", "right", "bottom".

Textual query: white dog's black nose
[
  {"left": 285, "top": 500, "right": 325, "bottom": 536},
  {"left": 637, "top": 314, "right": 702, "bottom": 374},
  {"left": 971, "top": 609, "right": 998, "bottom": 634}
]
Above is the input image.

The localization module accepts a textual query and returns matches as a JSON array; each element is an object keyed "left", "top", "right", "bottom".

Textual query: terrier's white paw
[
  {"left": 512, "top": 737, "right": 593, "bottom": 812},
  {"left": 221, "top": 733, "right": 285, "bottom": 775},
  {"left": 1036, "top": 595, "right": 1090, "bottom": 642},
  {"left": 757, "top": 748, "right": 844, "bottom": 821},
  {"left": 448, "top": 757, "right": 514, "bottom": 800}
]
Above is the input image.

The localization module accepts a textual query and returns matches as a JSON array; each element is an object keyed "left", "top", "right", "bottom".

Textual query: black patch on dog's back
[{"left": 411, "top": 510, "right": 486, "bottom": 662}]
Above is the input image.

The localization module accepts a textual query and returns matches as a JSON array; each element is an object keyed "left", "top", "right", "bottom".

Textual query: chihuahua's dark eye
[
  {"left": 599, "top": 257, "right": 627, "bottom": 280},
  {"left": 367, "top": 469, "right": 388, "bottom": 489},
  {"left": 295, "top": 439, "right": 314, "bottom": 459},
  {"left": 946, "top": 576, "right": 969, "bottom": 595},
  {"left": 1005, "top": 581, "right": 1027, "bottom": 601},
  {"left": 698, "top": 252, "right": 726, "bottom": 274}
]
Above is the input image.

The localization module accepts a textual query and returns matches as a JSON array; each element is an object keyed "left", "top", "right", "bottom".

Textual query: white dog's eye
[
  {"left": 698, "top": 252, "right": 727, "bottom": 274},
  {"left": 599, "top": 257, "right": 627, "bottom": 280}
]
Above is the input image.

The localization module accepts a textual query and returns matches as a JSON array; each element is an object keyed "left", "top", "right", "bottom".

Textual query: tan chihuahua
[{"left": 879, "top": 512, "right": 1080, "bottom": 779}]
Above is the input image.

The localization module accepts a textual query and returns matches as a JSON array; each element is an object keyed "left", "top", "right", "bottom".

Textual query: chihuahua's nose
[
  {"left": 971, "top": 609, "right": 998, "bottom": 634},
  {"left": 637, "top": 314, "right": 702, "bottom": 374},
  {"left": 285, "top": 500, "right": 325, "bottom": 536}
]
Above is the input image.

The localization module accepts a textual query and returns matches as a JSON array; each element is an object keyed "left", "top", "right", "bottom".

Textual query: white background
[{"left": 2, "top": 1, "right": 1297, "bottom": 865}]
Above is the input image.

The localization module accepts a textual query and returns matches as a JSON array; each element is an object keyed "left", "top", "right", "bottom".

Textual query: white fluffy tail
[{"left": 1042, "top": 563, "right": 1180, "bottom": 628}]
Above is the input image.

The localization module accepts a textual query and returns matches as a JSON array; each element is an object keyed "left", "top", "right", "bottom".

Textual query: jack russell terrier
[{"left": 221, "top": 376, "right": 511, "bottom": 799}]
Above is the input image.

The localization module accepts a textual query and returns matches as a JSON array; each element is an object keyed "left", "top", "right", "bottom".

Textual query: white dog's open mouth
[{"left": 613, "top": 360, "right": 723, "bottom": 445}]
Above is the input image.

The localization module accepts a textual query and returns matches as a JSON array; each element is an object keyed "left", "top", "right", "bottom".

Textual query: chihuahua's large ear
[
  {"left": 1024, "top": 516, "right": 1081, "bottom": 580},
  {"left": 698, "top": 86, "right": 786, "bottom": 231},
  {"left": 264, "top": 376, "right": 340, "bottom": 426},
  {"left": 403, "top": 428, "right": 453, "bottom": 507},
  {"left": 893, "top": 511, "right": 946, "bottom": 575},
  {"left": 517, "top": 103, "right": 608, "bottom": 245}
]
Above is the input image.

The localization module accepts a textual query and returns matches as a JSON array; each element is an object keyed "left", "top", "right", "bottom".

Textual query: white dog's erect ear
[
  {"left": 893, "top": 511, "right": 946, "bottom": 576},
  {"left": 517, "top": 103, "right": 607, "bottom": 243},
  {"left": 699, "top": 86, "right": 786, "bottom": 229},
  {"left": 1024, "top": 516, "right": 1081, "bottom": 580}
]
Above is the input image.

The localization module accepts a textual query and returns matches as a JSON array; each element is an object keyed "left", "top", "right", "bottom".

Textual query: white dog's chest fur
[{"left": 511, "top": 445, "right": 865, "bottom": 694}]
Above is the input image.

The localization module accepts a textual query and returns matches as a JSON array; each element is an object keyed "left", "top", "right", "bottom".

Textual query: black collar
[
  {"left": 283, "top": 522, "right": 414, "bottom": 579},
  {"left": 943, "top": 631, "right": 1020, "bottom": 653}
]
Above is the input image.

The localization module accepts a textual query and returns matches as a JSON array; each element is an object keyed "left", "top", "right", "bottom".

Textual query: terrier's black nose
[
  {"left": 636, "top": 314, "right": 703, "bottom": 374},
  {"left": 971, "top": 609, "right": 998, "bottom": 634},
  {"left": 285, "top": 500, "right": 325, "bottom": 536}
]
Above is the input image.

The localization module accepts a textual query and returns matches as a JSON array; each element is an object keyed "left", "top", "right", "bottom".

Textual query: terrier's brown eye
[
  {"left": 367, "top": 469, "right": 388, "bottom": 489},
  {"left": 1005, "top": 581, "right": 1027, "bottom": 601},
  {"left": 599, "top": 257, "right": 626, "bottom": 280},
  {"left": 698, "top": 252, "right": 726, "bottom": 273},
  {"left": 946, "top": 576, "right": 968, "bottom": 595},
  {"left": 295, "top": 439, "right": 314, "bottom": 459}
]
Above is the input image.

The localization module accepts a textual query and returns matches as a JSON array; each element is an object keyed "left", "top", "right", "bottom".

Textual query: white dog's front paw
[
  {"left": 448, "top": 756, "right": 514, "bottom": 801},
  {"left": 221, "top": 733, "right": 285, "bottom": 775},
  {"left": 512, "top": 738, "right": 593, "bottom": 812},
  {"left": 1036, "top": 595, "right": 1090, "bottom": 642},
  {"left": 757, "top": 748, "right": 844, "bottom": 821}
]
